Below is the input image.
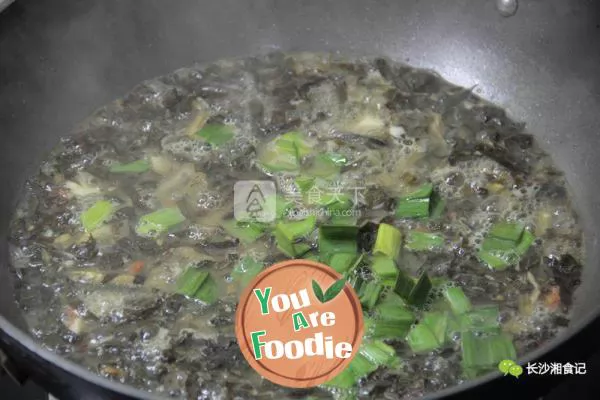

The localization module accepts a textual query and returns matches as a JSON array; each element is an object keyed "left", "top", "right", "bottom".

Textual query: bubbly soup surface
[{"left": 9, "top": 53, "right": 583, "bottom": 399}]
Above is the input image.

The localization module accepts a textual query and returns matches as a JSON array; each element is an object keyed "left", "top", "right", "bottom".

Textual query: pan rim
[{"left": 2, "top": 305, "right": 600, "bottom": 399}]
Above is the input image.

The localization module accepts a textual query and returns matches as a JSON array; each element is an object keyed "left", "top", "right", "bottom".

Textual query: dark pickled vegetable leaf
[
  {"left": 394, "top": 270, "right": 415, "bottom": 300},
  {"left": 406, "top": 272, "right": 432, "bottom": 307}
]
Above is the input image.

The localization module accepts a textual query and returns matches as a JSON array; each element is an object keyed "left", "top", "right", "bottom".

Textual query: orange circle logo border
[{"left": 235, "top": 259, "right": 364, "bottom": 388}]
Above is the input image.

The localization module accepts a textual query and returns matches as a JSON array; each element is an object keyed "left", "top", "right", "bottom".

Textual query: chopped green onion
[
  {"left": 395, "top": 183, "right": 434, "bottom": 219},
  {"left": 325, "top": 195, "right": 353, "bottom": 210},
  {"left": 348, "top": 274, "right": 365, "bottom": 294},
  {"left": 294, "top": 243, "right": 312, "bottom": 257},
  {"left": 407, "top": 311, "right": 449, "bottom": 352},
  {"left": 443, "top": 287, "right": 472, "bottom": 315},
  {"left": 370, "top": 319, "right": 413, "bottom": 340},
  {"left": 327, "top": 198, "right": 356, "bottom": 226},
  {"left": 477, "top": 250, "right": 512, "bottom": 270},
  {"left": 295, "top": 175, "right": 315, "bottom": 193},
  {"left": 406, "top": 272, "right": 433, "bottom": 307},
  {"left": 373, "top": 223, "right": 403, "bottom": 260},
  {"left": 405, "top": 231, "right": 444, "bottom": 251},
  {"left": 370, "top": 255, "right": 398, "bottom": 281},
  {"left": 360, "top": 341, "right": 400, "bottom": 368},
  {"left": 273, "top": 228, "right": 302, "bottom": 257},
  {"left": 515, "top": 230, "right": 535, "bottom": 256},
  {"left": 193, "top": 273, "right": 218, "bottom": 304},
  {"left": 429, "top": 191, "right": 446, "bottom": 219},
  {"left": 176, "top": 267, "right": 218, "bottom": 304},
  {"left": 109, "top": 160, "right": 150, "bottom": 173},
  {"left": 445, "top": 317, "right": 462, "bottom": 342},
  {"left": 221, "top": 220, "right": 265, "bottom": 244},
  {"left": 407, "top": 324, "right": 439, "bottom": 353},
  {"left": 275, "top": 216, "right": 317, "bottom": 240},
  {"left": 278, "top": 131, "right": 314, "bottom": 158},
  {"left": 135, "top": 207, "right": 185, "bottom": 237},
  {"left": 258, "top": 144, "right": 298, "bottom": 172},
  {"left": 393, "top": 270, "right": 415, "bottom": 300},
  {"left": 195, "top": 123, "right": 235, "bottom": 146},
  {"left": 461, "top": 332, "right": 517, "bottom": 376},
  {"left": 374, "top": 302, "right": 414, "bottom": 321},
  {"left": 232, "top": 257, "right": 264, "bottom": 287},
  {"left": 319, "top": 225, "right": 359, "bottom": 257},
  {"left": 330, "top": 215, "right": 358, "bottom": 226},
  {"left": 459, "top": 305, "right": 500, "bottom": 334},
  {"left": 327, "top": 153, "right": 348, "bottom": 166},
  {"left": 421, "top": 312, "right": 449, "bottom": 344},
  {"left": 302, "top": 251, "right": 321, "bottom": 262},
  {"left": 258, "top": 131, "right": 313, "bottom": 172},
  {"left": 405, "top": 183, "right": 434, "bottom": 199},
  {"left": 479, "top": 226, "right": 536, "bottom": 270},
  {"left": 348, "top": 353, "right": 378, "bottom": 378},
  {"left": 378, "top": 291, "right": 407, "bottom": 307},
  {"left": 396, "top": 199, "right": 430, "bottom": 219},
  {"left": 481, "top": 237, "right": 519, "bottom": 252},
  {"left": 81, "top": 200, "right": 114, "bottom": 231},
  {"left": 369, "top": 305, "right": 415, "bottom": 339},
  {"left": 306, "top": 153, "right": 342, "bottom": 179},
  {"left": 328, "top": 253, "right": 358, "bottom": 274},
  {"left": 176, "top": 268, "right": 209, "bottom": 297},
  {"left": 359, "top": 281, "right": 384, "bottom": 310},
  {"left": 259, "top": 150, "right": 298, "bottom": 172},
  {"left": 489, "top": 222, "right": 525, "bottom": 242}
]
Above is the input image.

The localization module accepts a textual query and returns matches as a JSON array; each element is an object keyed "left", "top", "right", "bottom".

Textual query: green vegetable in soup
[
  {"left": 136, "top": 207, "right": 186, "bottom": 237},
  {"left": 81, "top": 200, "right": 114, "bottom": 231}
]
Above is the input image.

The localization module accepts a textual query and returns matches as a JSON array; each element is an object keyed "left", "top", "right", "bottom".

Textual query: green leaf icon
[
  {"left": 498, "top": 359, "right": 515, "bottom": 375},
  {"left": 508, "top": 364, "right": 523, "bottom": 378},
  {"left": 312, "top": 280, "right": 325, "bottom": 302},
  {"left": 323, "top": 278, "right": 347, "bottom": 303}
]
